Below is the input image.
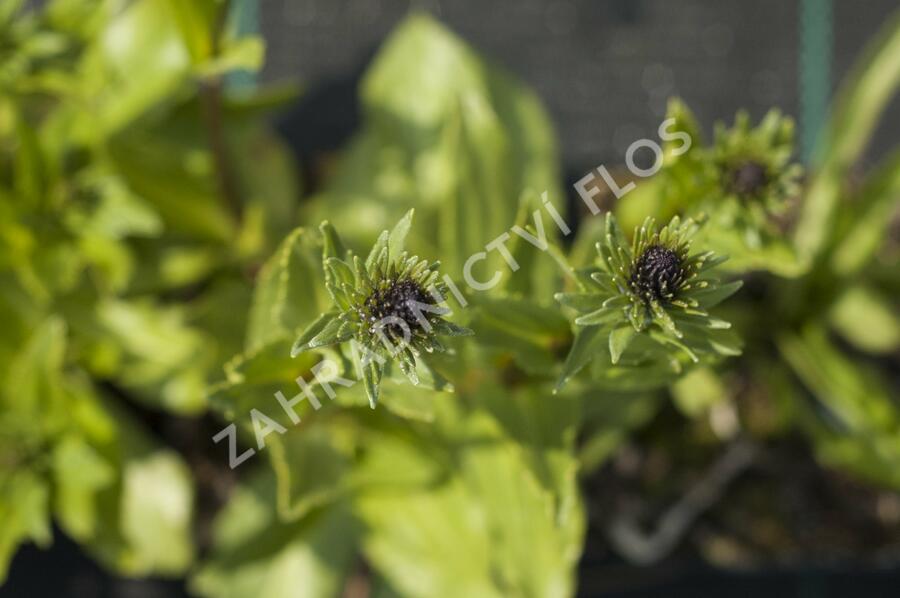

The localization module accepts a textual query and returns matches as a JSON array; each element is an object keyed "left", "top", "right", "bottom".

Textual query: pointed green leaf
[
  {"left": 608, "top": 325, "right": 636, "bottom": 364},
  {"left": 432, "top": 319, "right": 474, "bottom": 337},
  {"left": 574, "top": 307, "right": 618, "bottom": 327},
  {"left": 388, "top": 209, "right": 415, "bottom": 261},
  {"left": 363, "top": 360, "right": 384, "bottom": 408},
  {"left": 291, "top": 314, "right": 349, "bottom": 356},
  {"left": 366, "top": 230, "right": 389, "bottom": 272},
  {"left": 555, "top": 326, "right": 605, "bottom": 392},
  {"left": 690, "top": 280, "right": 743, "bottom": 309},
  {"left": 320, "top": 221, "right": 347, "bottom": 261},
  {"left": 397, "top": 349, "right": 419, "bottom": 385}
]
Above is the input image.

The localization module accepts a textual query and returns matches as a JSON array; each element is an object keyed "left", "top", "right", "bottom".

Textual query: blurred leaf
[
  {"left": 68, "top": 172, "right": 163, "bottom": 240},
  {"left": 309, "top": 13, "right": 564, "bottom": 282},
  {"left": 197, "top": 37, "right": 264, "bottom": 78},
  {"left": 555, "top": 325, "right": 604, "bottom": 392},
  {"left": 97, "top": 0, "right": 192, "bottom": 132},
  {"left": 0, "top": 471, "right": 51, "bottom": 584},
  {"left": 193, "top": 488, "right": 359, "bottom": 598},
  {"left": 95, "top": 298, "right": 211, "bottom": 413},
  {"left": 830, "top": 148, "right": 900, "bottom": 275},
  {"left": 795, "top": 8, "right": 900, "bottom": 259},
  {"left": 357, "top": 399, "right": 583, "bottom": 598},
  {"left": 3, "top": 316, "right": 67, "bottom": 414},
  {"left": 608, "top": 325, "right": 635, "bottom": 365},
  {"left": 469, "top": 295, "right": 570, "bottom": 375},
  {"left": 670, "top": 366, "right": 728, "bottom": 417},
  {"left": 118, "top": 451, "right": 195, "bottom": 573},
  {"left": 247, "top": 227, "right": 326, "bottom": 353},
  {"left": 51, "top": 434, "right": 114, "bottom": 540},
  {"left": 194, "top": 419, "right": 367, "bottom": 598},
  {"left": 779, "top": 323, "right": 900, "bottom": 488},
  {"left": 108, "top": 116, "right": 235, "bottom": 243},
  {"left": 164, "top": 0, "right": 218, "bottom": 65},
  {"left": 828, "top": 284, "right": 900, "bottom": 354}
]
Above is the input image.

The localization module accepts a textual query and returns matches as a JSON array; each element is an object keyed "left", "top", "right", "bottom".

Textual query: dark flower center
[
  {"left": 630, "top": 245, "right": 684, "bottom": 302},
  {"left": 728, "top": 160, "right": 768, "bottom": 197},
  {"left": 361, "top": 278, "right": 435, "bottom": 337}
]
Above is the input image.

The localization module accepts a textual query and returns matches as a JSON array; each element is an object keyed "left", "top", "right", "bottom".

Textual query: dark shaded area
[
  {"left": 5, "top": 530, "right": 900, "bottom": 597},
  {"left": 2, "top": 532, "right": 190, "bottom": 598},
  {"left": 260, "top": 0, "right": 900, "bottom": 174}
]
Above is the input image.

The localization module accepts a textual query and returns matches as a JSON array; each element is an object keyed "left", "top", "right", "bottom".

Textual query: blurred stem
[
  {"left": 606, "top": 439, "right": 757, "bottom": 565},
  {"left": 200, "top": 79, "right": 243, "bottom": 224},
  {"left": 200, "top": 3, "right": 243, "bottom": 224}
]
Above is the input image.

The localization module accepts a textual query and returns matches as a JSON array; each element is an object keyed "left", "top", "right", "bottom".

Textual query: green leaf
[
  {"left": 470, "top": 296, "right": 570, "bottom": 375},
  {"left": 365, "top": 230, "right": 390, "bottom": 273},
  {"left": 573, "top": 307, "right": 619, "bottom": 326},
  {"left": 431, "top": 318, "right": 474, "bottom": 337},
  {"left": 248, "top": 227, "right": 327, "bottom": 352},
  {"left": 192, "top": 417, "right": 364, "bottom": 597},
  {"left": 357, "top": 399, "right": 583, "bottom": 598},
  {"left": 3, "top": 316, "right": 67, "bottom": 413},
  {"left": 118, "top": 452, "right": 195, "bottom": 574},
  {"left": 670, "top": 366, "right": 727, "bottom": 417},
  {"left": 164, "top": 0, "right": 217, "bottom": 65},
  {"left": 97, "top": 0, "right": 192, "bottom": 132},
  {"left": 319, "top": 221, "right": 347, "bottom": 261},
  {"left": 308, "top": 13, "right": 564, "bottom": 281},
  {"left": 795, "top": 9, "right": 900, "bottom": 259},
  {"left": 555, "top": 326, "right": 604, "bottom": 392},
  {"left": 197, "top": 37, "right": 265, "bottom": 78},
  {"left": 779, "top": 324, "right": 896, "bottom": 434},
  {"left": 577, "top": 388, "right": 662, "bottom": 473},
  {"left": 289, "top": 313, "right": 338, "bottom": 358},
  {"left": 608, "top": 325, "right": 635, "bottom": 364},
  {"left": 830, "top": 148, "right": 900, "bottom": 275},
  {"left": 95, "top": 299, "right": 210, "bottom": 413},
  {"left": 779, "top": 324, "right": 900, "bottom": 488},
  {"left": 290, "top": 314, "right": 349, "bottom": 355},
  {"left": 828, "top": 285, "right": 900, "bottom": 354},
  {"left": 193, "top": 493, "right": 359, "bottom": 598},
  {"left": 108, "top": 122, "right": 235, "bottom": 242},
  {"left": 52, "top": 435, "right": 115, "bottom": 540},
  {"left": 692, "top": 280, "right": 743, "bottom": 309},
  {"left": 388, "top": 208, "right": 414, "bottom": 260},
  {"left": 0, "top": 0, "right": 24, "bottom": 26},
  {"left": 0, "top": 470, "right": 51, "bottom": 584},
  {"left": 324, "top": 257, "right": 355, "bottom": 289},
  {"left": 72, "top": 172, "right": 163, "bottom": 240},
  {"left": 555, "top": 292, "right": 605, "bottom": 312},
  {"left": 396, "top": 349, "right": 419, "bottom": 385},
  {"left": 663, "top": 97, "right": 703, "bottom": 154},
  {"left": 363, "top": 360, "right": 384, "bottom": 408}
]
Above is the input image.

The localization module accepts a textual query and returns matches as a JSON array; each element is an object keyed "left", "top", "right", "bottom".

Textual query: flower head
[
  {"left": 555, "top": 214, "right": 741, "bottom": 389},
  {"left": 291, "top": 209, "right": 472, "bottom": 407},
  {"left": 711, "top": 109, "right": 802, "bottom": 219},
  {"left": 630, "top": 244, "right": 687, "bottom": 304}
]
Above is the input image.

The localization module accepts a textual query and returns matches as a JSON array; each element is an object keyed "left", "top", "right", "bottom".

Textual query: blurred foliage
[
  {"left": 0, "top": 2, "right": 899, "bottom": 597},
  {"left": 0, "top": 0, "right": 296, "bottom": 584}
]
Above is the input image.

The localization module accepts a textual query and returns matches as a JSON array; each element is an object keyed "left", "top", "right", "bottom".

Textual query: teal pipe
[
  {"left": 800, "top": 0, "right": 833, "bottom": 163},
  {"left": 226, "top": 0, "right": 260, "bottom": 91}
]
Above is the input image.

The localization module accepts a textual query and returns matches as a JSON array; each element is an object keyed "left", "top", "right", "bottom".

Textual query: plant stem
[{"left": 200, "top": 78, "right": 243, "bottom": 223}]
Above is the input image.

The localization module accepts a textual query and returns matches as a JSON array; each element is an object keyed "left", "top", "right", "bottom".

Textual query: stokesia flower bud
[
  {"left": 291, "top": 209, "right": 472, "bottom": 407},
  {"left": 630, "top": 244, "right": 687, "bottom": 304}
]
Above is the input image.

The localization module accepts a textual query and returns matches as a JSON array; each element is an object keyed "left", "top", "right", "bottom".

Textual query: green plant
[
  {"left": 0, "top": 0, "right": 291, "bottom": 583},
  {"left": 2, "top": 2, "right": 899, "bottom": 597},
  {"left": 290, "top": 211, "right": 472, "bottom": 407},
  {"left": 555, "top": 214, "right": 741, "bottom": 391}
]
